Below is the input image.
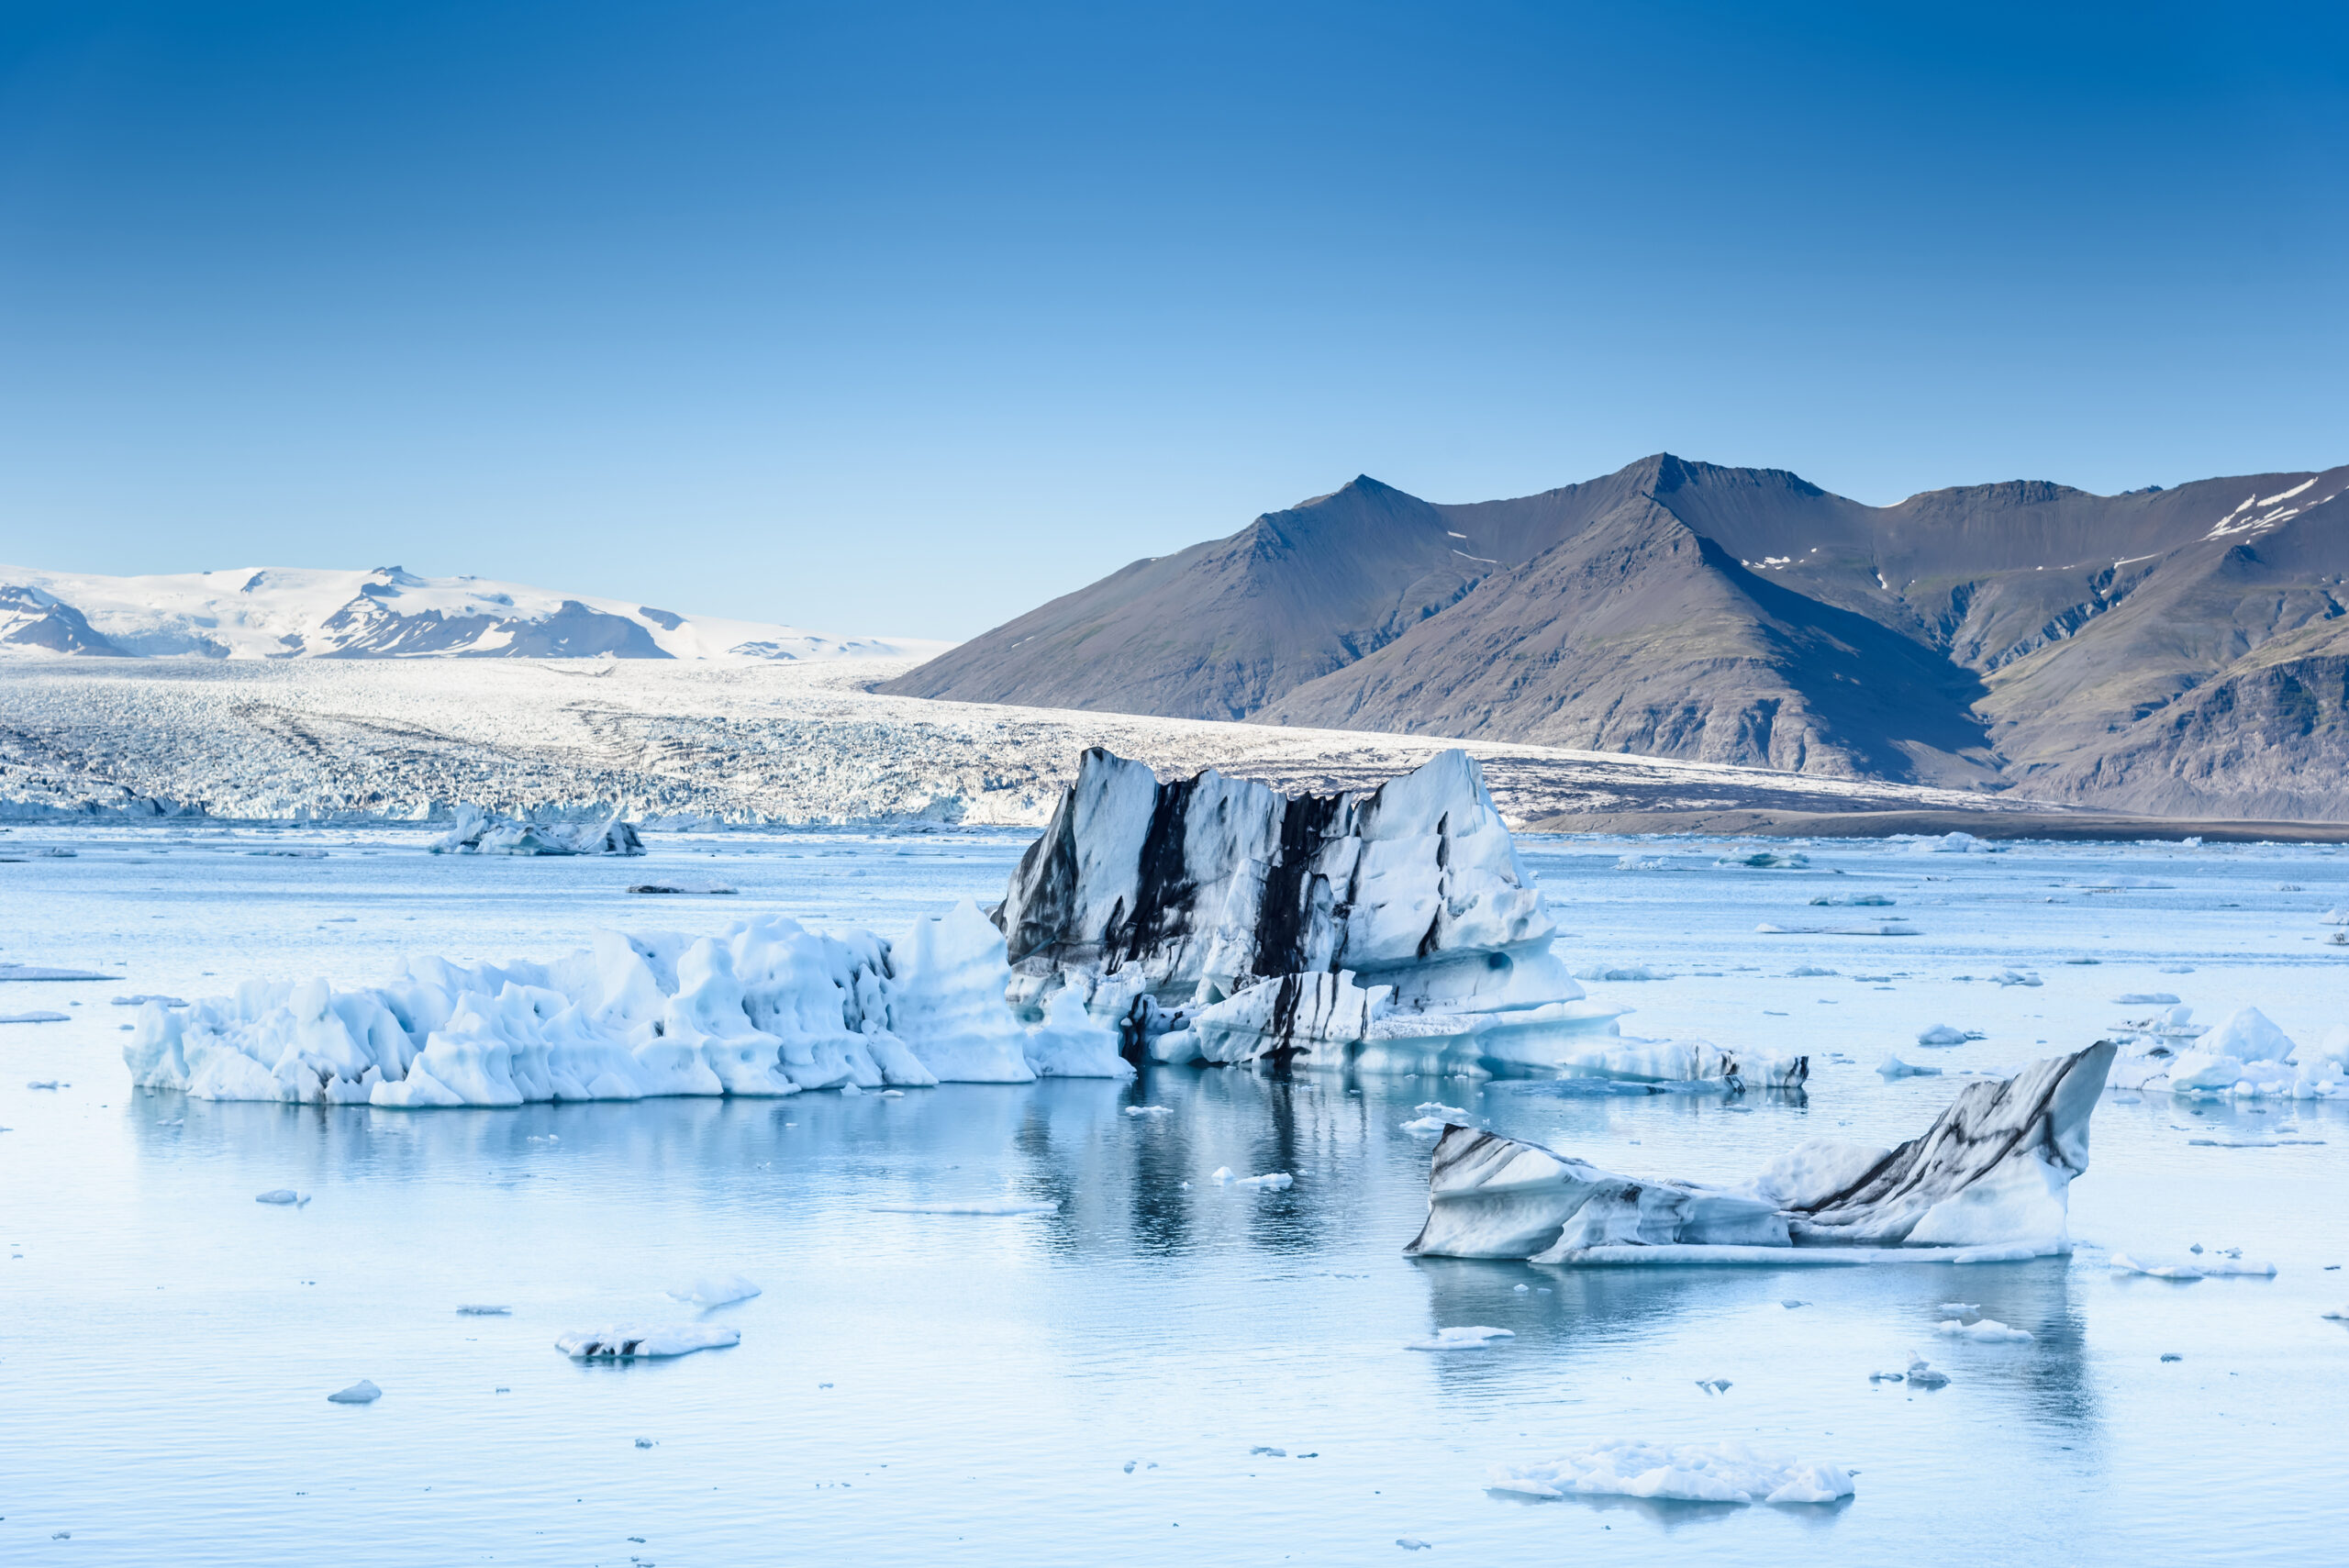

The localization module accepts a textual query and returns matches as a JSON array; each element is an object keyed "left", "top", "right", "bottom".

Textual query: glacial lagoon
[{"left": 3, "top": 826, "right": 2345, "bottom": 1565}]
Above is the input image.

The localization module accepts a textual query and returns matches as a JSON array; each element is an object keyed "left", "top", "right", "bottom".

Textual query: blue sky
[{"left": 1, "top": 1, "right": 2342, "bottom": 639}]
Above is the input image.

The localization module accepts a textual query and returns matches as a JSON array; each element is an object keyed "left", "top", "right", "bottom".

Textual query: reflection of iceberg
[
  {"left": 1407, "top": 1043, "right": 2114, "bottom": 1265},
  {"left": 124, "top": 900, "right": 1128, "bottom": 1106},
  {"left": 2111, "top": 1006, "right": 2346, "bottom": 1100},
  {"left": 995, "top": 748, "right": 1769, "bottom": 1084},
  {"left": 429, "top": 804, "right": 645, "bottom": 856}
]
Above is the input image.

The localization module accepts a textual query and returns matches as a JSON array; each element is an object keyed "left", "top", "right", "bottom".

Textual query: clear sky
[{"left": 1, "top": 2, "right": 2342, "bottom": 640}]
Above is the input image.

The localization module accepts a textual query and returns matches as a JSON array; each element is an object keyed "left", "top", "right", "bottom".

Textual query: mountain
[
  {"left": 881, "top": 454, "right": 2349, "bottom": 817},
  {"left": 0, "top": 564, "right": 946, "bottom": 663}
]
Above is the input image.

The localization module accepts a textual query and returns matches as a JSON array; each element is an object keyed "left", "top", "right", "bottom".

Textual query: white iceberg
[
  {"left": 1490, "top": 1440, "right": 1853, "bottom": 1505},
  {"left": 429, "top": 805, "right": 644, "bottom": 856},
  {"left": 2114, "top": 1007, "right": 2346, "bottom": 1100},
  {"left": 1935, "top": 1317, "right": 2032, "bottom": 1341},
  {"left": 326, "top": 1380, "right": 381, "bottom": 1404},
  {"left": 1407, "top": 1043, "right": 2113, "bottom": 1265},
  {"left": 1407, "top": 1325, "right": 1514, "bottom": 1351},
  {"left": 124, "top": 901, "right": 1129, "bottom": 1106},
  {"left": 1915, "top": 1024, "right": 1978, "bottom": 1047},
  {"left": 1876, "top": 1056, "right": 1942, "bottom": 1079},
  {"left": 556, "top": 1324, "right": 740, "bottom": 1359}
]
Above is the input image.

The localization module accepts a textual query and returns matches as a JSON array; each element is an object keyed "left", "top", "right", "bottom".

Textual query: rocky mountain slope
[{"left": 883, "top": 455, "right": 2349, "bottom": 817}]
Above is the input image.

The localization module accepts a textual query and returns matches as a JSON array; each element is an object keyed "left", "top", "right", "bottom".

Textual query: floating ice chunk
[
  {"left": 1397, "top": 1540, "right": 1432, "bottom": 1551},
  {"left": 1250, "top": 1445, "right": 1287, "bottom": 1457},
  {"left": 1416, "top": 1102, "right": 1469, "bottom": 1119},
  {"left": 111, "top": 995, "right": 187, "bottom": 1007},
  {"left": 627, "top": 883, "right": 738, "bottom": 895},
  {"left": 0, "top": 962, "right": 117, "bottom": 982},
  {"left": 2114, "top": 993, "right": 2180, "bottom": 1006},
  {"left": 1781, "top": 1299, "right": 1807, "bottom": 1309},
  {"left": 430, "top": 805, "right": 644, "bottom": 856},
  {"left": 2320, "top": 907, "right": 2349, "bottom": 927},
  {"left": 1020, "top": 984, "right": 1131, "bottom": 1080},
  {"left": 1786, "top": 965, "right": 1840, "bottom": 978},
  {"left": 326, "top": 1380, "right": 381, "bottom": 1404},
  {"left": 1722, "top": 851, "right": 1809, "bottom": 869},
  {"left": 1573, "top": 963, "right": 1667, "bottom": 982},
  {"left": 1123, "top": 1105, "right": 1171, "bottom": 1118},
  {"left": 1922, "top": 831, "right": 1990, "bottom": 853},
  {"left": 1234, "top": 1172, "right": 1294, "bottom": 1190},
  {"left": 1401, "top": 1117, "right": 1453, "bottom": 1136},
  {"left": 1, "top": 1012, "right": 69, "bottom": 1024},
  {"left": 2188, "top": 1133, "right": 2325, "bottom": 1148},
  {"left": 456, "top": 1305, "right": 510, "bottom": 1316},
  {"left": 1410, "top": 1044, "right": 2112, "bottom": 1263},
  {"left": 1876, "top": 1056, "right": 1942, "bottom": 1079},
  {"left": 1936, "top": 1317, "right": 2031, "bottom": 1341},
  {"left": 254, "top": 1188, "right": 305, "bottom": 1205},
  {"left": 1614, "top": 855, "right": 1665, "bottom": 871},
  {"left": 1905, "top": 1357, "right": 1950, "bottom": 1388},
  {"left": 1990, "top": 969, "right": 2043, "bottom": 987},
  {"left": 1490, "top": 1440, "right": 1853, "bottom": 1505},
  {"left": 840, "top": 1083, "right": 863, "bottom": 1095},
  {"left": 1755, "top": 922, "right": 1917, "bottom": 937},
  {"left": 1916, "top": 1025, "right": 1980, "bottom": 1047},
  {"left": 872, "top": 1200, "right": 1059, "bottom": 1216},
  {"left": 1695, "top": 1378, "right": 1732, "bottom": 1394},
  {"left": 2110, "top": 1252, "right": 2277, "bottom": 1279},
  {"left": 2321, "top": 1307, "right": 2349, "bottom": 1320},
  {"left": 1210, "top": 1166, "right": 1234, "bottom": 1184},
  {"left": 556, "top": 1324, "right": 740, "bottom": 1359},
  {"left": 665, "top": 1273, "right": 761, "bottom": 1307},
  {"left": 1938, "top": 1302, "right": 1979, "bottom": 1314},
  {"left": 1809, "top": 894, "right": 1895, "bottom": 906},
  {"left": 1407, "top": 1325, "right": 1514, "bottom": 1351}
]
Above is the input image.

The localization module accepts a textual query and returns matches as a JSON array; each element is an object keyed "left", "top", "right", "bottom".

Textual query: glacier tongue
[
  {"left": 996, "top": 747, "right": 1656, "bottom": 1075},
  {"left": 1405, "top": 1042, "right": 2116, "bottom": 1263}
]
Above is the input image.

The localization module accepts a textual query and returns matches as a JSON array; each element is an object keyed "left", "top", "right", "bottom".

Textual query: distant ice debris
[
  {"left": 1407, "top": 1325, "right": 1514, "bottom": 1351},
  {"left": 556, "top": 1324, "right": 740, "bottom": 1359},
  {"left": 0, "top": 1010, "right": 69, "bottom": 1024},
  {"left": 1904, "top": 1357, "right": 1950, "bottom": 1388},
  {"left": 1990, "top": 969, "right": 2043, "bottom": 987},
  {"left": 1915, "top": 1025, "right": 1983, "bottom": 1047},
  {"left": 1408, "top": 1043, "right": 2114, "bottom": 1265},
  {"left": 1233, "top": 1172, "right": 1294, "bottom": 1190},
  {"left": 123, "top": 899, "right": 1129, "bottom": 1107},
  {"left": 1754, "top": 922, "right": 1918, "bottom": 937},
  {"left": 627, "top": 883, "right": 738, "bottom": 896},
  {"left": 1935, "top": 1317, "right": 2032, "bottom": 1341},
  {"left": 1876, "top": 1057, "right": 1943, "bottom": 1079},
  {"left": 0, "top": 962, "right": 117, "bottom": 982},
  {"left": 1786, "top": 966, "right": 1840, "bottom": 978},
  {"left": 2319, "top": 907, "right": 2349, "bottom": 927},
  {"left": 665, "top": 1273, "right": 761, "bottom": 1307},
  {"left": 1572, "top": 963, "right": 1667, "bottom": 982},
  {"left": 872, "top": 1200, "right": 1059, "bottom": 1216},
  {"left": 455, "top": 1305, "right": 511, "bottom": 1316},
  {"left": 254, "top": 1189, "right": 306, "bottom": 1205},
  {"left": 430, "top": 805, "right": 644, "bottom": 857},
  {"left": 326, "top": 1380, "right": 381, "bottom": 1404},
  {"left": 1417, "top": 1101, "right": 1469, "bottom": 1118},
  {"left": 1401, "top": 1116, "right": 1454, "bottom": 1136},
  {"left": 112, "top": 994, "right": 187, "bottom": 1007},
  {"left": 2113, "top": 993, "right": 2180, "bottom": 1006},
  {"left": 2110, "top": 1252, "right": 2277, "bottom": 1279},
  {"left": 1809, "top": 894, "right": 1895, "bottom": 906},
  {"left": 1490, "top": 1440, "right": 1853, "bottom": 1505},
  {"left": 1123, "top": 1104, "right": 1171, "bottom": 1118},
  {"left": 1614, "top": 855, "right": 1665, "bottom": 871}
]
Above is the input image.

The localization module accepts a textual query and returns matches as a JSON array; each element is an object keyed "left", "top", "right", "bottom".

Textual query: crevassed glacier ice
[
  {"left": 123, "top": 900, "right": 1127, "bottom": 1106},
  {"left": 994, "top": 747, "right": 1772, "bottom": 1084},
  {"left": 1406, "top": 1042, "right": 2114, "bottom": 1265}
]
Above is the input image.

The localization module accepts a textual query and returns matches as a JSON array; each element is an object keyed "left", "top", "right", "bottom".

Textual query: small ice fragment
[
  {"left": 1916, "top": 1024, "right": 1978, "bottom": 1047},
  {"left": 1937, "top": 1303, "right": 1979, "bottom": 1314},
  {"left": 2190, "top": 1244, "right": 2203, "bottom": 1254},
  {"left": 1695, "top": 1378, "right": 1731, "bottom": 1394},
  {"left": 1397, "top": 1540, "right": 1432, "bottom": 1551},
  {"left": 1414, "top": 1102, "right": 1469, "bottom": 1119},
  {"left": 455, "top": 1305, "right": 511, "bottom": 1316},
  {"left": 1936, "top": 1318, "right": 2032, "bottom": 1341},
  {"left": 872, "top": 1200, "right": 1059, "bottom": 1216},
  {"left": 878, "top": 1089, "right": 904, "bottom": 1097},
  {"left": 2321, "top": 1307, "right": 2349, "bottom": 1320},
  {"left": 1867, "top": 1370, "right": 1905, "bottom": 1384},
  {"left": 840, "top": 1083, "right": 863, "bottom": 1096},
  {"left": 554, "top": 1324, "right": 740, "bottom": 1360},
  {"left": 327, "top": 1379, "right": 381, "bottom": 1404},
  {"left": 1251, "top": 1445, "right": 1287, "bottom": 1457},
  {"left": 1406, "top": 1326, "right": 1514, "bottom": 1351},
  {"left": 635, "top": 1437, "right": 654, "bottom": 1448},
  {"left": 665, "top": 1273, "right": 761, "bottom": 1307},
  {"left": 1122, "top": 1460, "right": 1137, "bottom": 1473},
  {"left": 26, "top": 1079, "right": 61, "bottom": 1089},
  {"left": 1514, "top": 1284, "right": 1530, "bottom": 1292},
  {"left": 1488, "top": 1440, "right": 1853, "bottom": 1504},
  {"left": 1781, "top": 1299, "right": 1807, "bottom": 1309},
  {"left": 254, "top": 1189, "right": 302, "bottom": 1205},
  {"left": 1905, "top": 1357, "right": 1950, "bottom": 1388},
  {"left": 2160, "top": 1353, "right": 2182, "bottom": 1362},
  {"left": 1123, "top": 1105, "right": 1171, "bottom": 1118},
  {"left": 1210, "top": 1166, "right": 1234, "bottom": 1184},
  {"left": 2, "top": 1013, "right": 70, "bottom": 1025},
  {"left": 1876, "top": 1056, "right": 1941, "bottom": 1079},
  {"left": 1233, "top": 1172, "right": 1293, "bottom": 1190}
]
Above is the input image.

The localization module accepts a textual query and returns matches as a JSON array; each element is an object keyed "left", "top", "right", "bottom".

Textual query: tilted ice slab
[
  {"left": 429, "top": 804, "right": 644, "bottom": 857},
  {"left": 123, "top": 899, "right": 1127, "bottom": 1106},
  {"left": 1490, "top": 1440, "right": 1854, "bottom": 1505},
  {"left": 994, "top": 747, "right": 1763, "bottom": 1084},
  {"left": 2110, "top": 1006, "right": 2347, "bottom": 1100},
  {"left": 1406, "top": 1042, "right": 2115, "bottom": 1265}
]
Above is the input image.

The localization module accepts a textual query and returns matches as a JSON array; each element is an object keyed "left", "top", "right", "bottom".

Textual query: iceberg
[
  {"left": 1406, "top": 1042, "right": 2114, "bottom": 1264},
  {"left": 1490, "top": 1440, "right": 1853, "bottom": 1505},
  {"left": 555, "top": 1324, "right": 740, "bottom": 1360},
  {"left": 2113, "top": 1007, "right": 2346, "bottom": 1100},
  {"left": 994, "top": 747, "right": 1752, "bottom": 1084},
  {"left": 123, "top": 901, "right": 1128, "bottom": 1106},
  {"left": 429, "top": 804, "right": 644, "bottom": 856}
]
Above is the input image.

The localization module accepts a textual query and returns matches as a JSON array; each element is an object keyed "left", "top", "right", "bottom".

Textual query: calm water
[{"left": 3, "top": 825, "right": 2345, "bottom": 1565}]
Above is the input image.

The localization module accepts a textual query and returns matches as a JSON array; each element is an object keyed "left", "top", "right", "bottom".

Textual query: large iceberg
[
  {"left": 2110, "top": 1006, "right": 2347, "bottom": 1100},
  {"left": 123, "top": 900, "right": 1128, "bottom": 1106},
  {"left": 1406, "top": 1042, "right": 2115, "bottom": 1264},
  {"left": 996, "top": 748, "right": 1787, "bottom": 1083}
]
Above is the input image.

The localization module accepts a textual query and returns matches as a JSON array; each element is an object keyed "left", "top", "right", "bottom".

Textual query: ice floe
[
  {"left": 665, "top": 1273, "right": 761, "bottom": 1307},
  {"left": 254, "top": 1188, "right": 306, "bottom": 1205},
  {"left": 1407, "top": 1043, "right": 2114, "bottom": 1264},
  {"left": 0, "top": 962, "right": 117, "bottom": 982},
  {"left": 2113, "top": 1006, "right": 2347, "bottom": 1100},
  {"left": 0, "top": 1010, "right": 68, "bottom": 1024},
  {"left": 1935, "top": 1317, "right": 2032, "bottom": 1341},
  {"left": 556, "top": 1324, "right": 740, "bottom": 1359},
  {"left": 326, "top": 1380, "right": 381, "bottom": 1404},
  {"left": 2110, "top": 1251, "right": 2277, "bottom": 1279},
  {"left": 123, "top": 900, "right": 1128, "bottom": 1106},
  {"left": 1876, "top": 1057, "right": 1943, "bottom": 1079},
  {"left": 1915, "top": 1024, "right": 1982, "bottom": 1047},
  {"left": 1490, "top": 1440, "right": 1853, "bottom": 1505},
  {"left": 1754, "top": 922, "right": 1918, "bottom": 937},
  {"left": 1407, "top": 1325, "right": 1514, "bottom": 1351},
  {"left": 429, "top": 805, "right": 644, "bottom": 856}
]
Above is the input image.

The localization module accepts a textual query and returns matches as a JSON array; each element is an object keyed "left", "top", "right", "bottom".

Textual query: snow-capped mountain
[{"left": 0, "top": 564, "right": 949, "bottom": 662}]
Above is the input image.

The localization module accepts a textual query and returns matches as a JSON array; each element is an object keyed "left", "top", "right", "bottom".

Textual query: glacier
[
  {"left": 996, "top": 746, "right": 1793, "bottom": 1084},
  {"left": 121, "top": 899, "right": 1128, "bottom": 1106},
  {"left": 1405, "top": 1041, "right": 2115, "bottom": 1264}
]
